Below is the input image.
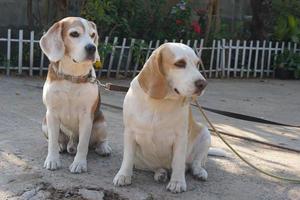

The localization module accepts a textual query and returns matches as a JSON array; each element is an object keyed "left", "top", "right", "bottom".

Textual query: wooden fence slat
[
  {"left": 293, "top": 43, "right": 297, "bottom": 53},
  {"left": 18, "top": 30, "right": 23, "bottom": 75},
  {"left": 98, "top": 36, "right": 109, "bottom": 78},
  {"left": 39, "top": 52, "right": 44, "bottom": 76},
  {"left": 29, "top": 31, "right": 34, "bottom": 76},
  {"left": 240, "top": 40, "right": 247, "bottom": 78},
  {"left": 221, "top": 39, "right": 226, "bottom": 78},
  {"left": 227, "top": 40, "right": 232, "bottom": 77},
  {"left": 260, "top": 40, "right": 266, "bottom": 78},
  {"left": 233, "top": 40, "right": 240, "bottom": 77},
  {"left": 267, "top": 41, "right": 272, "bottom": 77},
  {"left": 186, "top": 40, "right": 191, "bottom": 46},
  {"left": 116, "top": 38, "right": 126, "bottom": 78},
  {"left": 273, "top": 42, "right": 279, "bottom": 77},
  {"left": 254, "top": 41, "right": 260, "bottom": 78},
  {"left": 107, "top": 37, "right": 118, "bottom": 78},
  {"left": 281, "top": 42, "right": 285, "bottom": 52},
  {"left": 133, "top": 40, "right": 144, "bottom": 77},
  {"left": 216, "top": 40, "right": 221, "bottom": 78},
  {"left": 209, "top": 40, "right": 216, "bottom": 78},
  {"left": 199, "top": 39, "right": 204, "bottom": 58},
  {"left": 247, "top": 40, "right": 253, "bottom": 78},
  {"left": 6, "top": 29, "right": 11, "bottom": 75},
  {"left": 145, "top": 40, "right": 153, "bottom": 60},
  {"left": 124, "top": 38, "right": 135, "bottom": 77}
]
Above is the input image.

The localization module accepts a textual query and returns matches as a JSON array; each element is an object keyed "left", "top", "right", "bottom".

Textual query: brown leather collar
[{"left": 49, "top": 64, "right": 95, "bottom": 84}]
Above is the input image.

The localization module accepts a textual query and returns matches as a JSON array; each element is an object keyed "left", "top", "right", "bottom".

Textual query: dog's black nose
[
  {"left": 194, "top": 79, "right": 207, "bottom": 91},
  {"left": 85, "top": 44, "right": 96, "bottom": 55}
]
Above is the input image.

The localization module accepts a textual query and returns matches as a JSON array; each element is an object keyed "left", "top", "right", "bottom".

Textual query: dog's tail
[{"left": 208, "top": 147, "right": 227, "bottom": 157}]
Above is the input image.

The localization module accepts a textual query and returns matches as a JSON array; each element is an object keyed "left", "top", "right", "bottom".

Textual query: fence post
[
  {"left": 253, "top": 41, "right": 260, "bottom": 78},
  {"left": 247, "top": 40, "right": 253, "bottom": 78},
  {"left": 29, "top": 31, "right": 34, "bottom": 76},
  {"left": 18, "top": 30, "right": 23, "bottom": 75},
  {"left": 6, "top": 29, "right": 11, "bottom": 76},
  {"left": 39, "top": 52, "right": 45, "bottom": 76},
  {"left": 145, "top": 40, "right": 153, "bottom": 60},
  {"left": 209, "top": 40, "right": 216, "bottom": 78},
  {"left": 98, "top": 36, "right": 109, "bottom": 78},
  {"left": 107, "top": 37, "right": 118, "bottom": 78},
  {"left": 240, "top": 40, "right": 247, "bottom": 78},
  {"left": 233, "top": 40, "right": 240, "bottom": 78},
  {"left": 293, "top": 43, "right": 297, "bottom": 53},
  {"left": 133, "top": 40, "right": 145, "bottom": 77},
  {"left": 266, "top": 41, "right": 272, "bottom": 77},
  {"left": 216, "top": 40, "right": 221, "bottom": 78},
  {"left": 260, "top": 40, "right": 266, "bottom": 78},
  {"left": 125, "top": 38, "right": 135, "bottom": 77},
  {"left": 226, "top": 40, "right": 233, "bottom": 78},
  {"left": 116, "top": 38, "right": 126, "bottom": 78},
  {"left": 221, "top": 39, "right": 226, "bottom": 78}
]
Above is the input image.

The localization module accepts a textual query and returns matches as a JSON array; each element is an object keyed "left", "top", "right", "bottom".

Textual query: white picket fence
[{"left": 0, "top": 29, "right": 298, "bottom": 78}]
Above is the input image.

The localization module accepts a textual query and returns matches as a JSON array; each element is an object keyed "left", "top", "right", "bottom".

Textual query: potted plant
[{"left": 274, "top": 50, "right": 300, "bottom": 79}]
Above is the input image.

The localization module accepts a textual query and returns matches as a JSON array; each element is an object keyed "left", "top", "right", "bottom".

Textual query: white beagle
[
  {"left": 113, "top": 43, "right": 223, "bottom": 193},
  {"left": 40, "top": 17, "right": 111, "bottom": 173}
]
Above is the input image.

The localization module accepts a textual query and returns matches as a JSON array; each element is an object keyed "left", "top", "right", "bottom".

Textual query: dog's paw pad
[
  {"left": 44, "top": 156, "right": 61, "bottom": 170},
  {"left": 167, "top": 180, "right": 187, "bottom": 193},
  {"left": 95, "top": 142, "right": 112, "bottom": 157},
  {"left": 154, "top": 168, "right": 168, "bottom": 183},
  {"left": 69, "top": 160, "right": 87, "bottom": 173},
  {"left": 113, "top": 174, "right": 132, "bottom": 186},
  {"left": 191, "top": 166, "right": 208, "bottom": 181}
]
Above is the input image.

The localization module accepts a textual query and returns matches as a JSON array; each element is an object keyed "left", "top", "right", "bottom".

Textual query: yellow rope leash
[{"left": 194, "top": 99, "right": 300, "bottom": 183}]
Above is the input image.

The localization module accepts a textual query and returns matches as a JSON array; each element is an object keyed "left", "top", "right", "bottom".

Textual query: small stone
[
  {"left": 20, "top": 189, "right": 36, "bottom": 200},
  {"left": 78, "top": 189, "right": 104, "bottom": 200}
]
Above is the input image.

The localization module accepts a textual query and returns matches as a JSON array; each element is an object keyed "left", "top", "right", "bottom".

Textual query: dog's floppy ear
[
  {"left": 40, "top": 21, "right": 65, "bottom": 62},
  {"left": 89, "top": 21, "right": 100, "bottom": 62},
  {"left": 138, "top": 46, "right": 169, "bottom": 99}
]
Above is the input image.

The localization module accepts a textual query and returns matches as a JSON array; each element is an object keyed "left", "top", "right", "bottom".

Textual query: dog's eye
[
  {"left": 70, "top": 31, "right": 80, "bottom": 38},
  {"left": 90, "top": 32, "right": 96, "bottom": 38},
  {"left": 175, "top": 60, "right": 186, "bottom": 68}
]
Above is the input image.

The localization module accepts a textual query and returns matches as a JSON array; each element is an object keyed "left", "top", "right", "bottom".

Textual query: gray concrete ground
[{"left": 0, "top": 75, "right": 299, "bottom": 200}]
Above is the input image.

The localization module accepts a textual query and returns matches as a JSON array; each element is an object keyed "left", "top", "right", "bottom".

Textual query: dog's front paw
[
  {"left": 113, "top": 173, "right": 132, "bottom": 186},
  {"left": 95, "top": 141, "right": 112, "bottom": 157},
  {"left": 167, "top": 180, "right": 187, "bottom": 193},
  {"left": 44, "top": 155, "right": 61, "bottom": 170},
  {"left": 69, "top": 159, "right": 87, "bottom": 173}
]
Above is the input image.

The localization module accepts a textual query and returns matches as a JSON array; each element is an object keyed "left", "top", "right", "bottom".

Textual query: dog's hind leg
[
  {"left": 91, "top": 111, "right": 112, "bottom": 156},
  {"left": 187, "top": 120, "right": 211, "bottom": 181}
]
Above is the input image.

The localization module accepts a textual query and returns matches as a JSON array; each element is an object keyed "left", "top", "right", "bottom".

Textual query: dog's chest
[{"left": 43, "top": 80, "right": 98, "bottom": 131}]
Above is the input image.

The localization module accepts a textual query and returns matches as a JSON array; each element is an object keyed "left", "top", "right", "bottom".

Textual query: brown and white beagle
[
  {"left": 113, "top": 43, "right": 225, "bottom": 193},
  {"left": 40, "top": 17, "right": 111, "bottom": 173}
]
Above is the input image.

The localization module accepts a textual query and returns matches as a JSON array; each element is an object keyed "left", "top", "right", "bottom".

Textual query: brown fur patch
[
  {"left": 61, "top": 18, "right": 85, "bottom": 54},
  {"left": 138, "top": 44, "right": 174, "bottom": 99},
  {"left": 93, "top": 110, "right": 105, "bottom": 124},
  {"left": 46, "top": 62, "right": 61, "bottom": 82},
  {"left": 91, "top": 87, "right": 101, "bottom": 120}
]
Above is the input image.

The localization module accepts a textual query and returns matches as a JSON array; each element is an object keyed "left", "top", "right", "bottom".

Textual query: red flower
[
  {"left": 191, "top": 21, "right": 201, "bottom": 34},
  {"left": 176, "top": 19, "right": 183, "bottom": 25}
]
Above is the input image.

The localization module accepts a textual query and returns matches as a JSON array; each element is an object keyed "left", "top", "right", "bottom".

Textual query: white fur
[
  {"left": 40, "top": 17, "right": 110, "bottom": 173},
  {"left": 114, "top": 43, "right": 221, "bottom": 193}
]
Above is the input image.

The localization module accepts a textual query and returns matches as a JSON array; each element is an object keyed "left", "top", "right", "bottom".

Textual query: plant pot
[{"left": 274, "top": 68, "right": 294, "bottom": 79}]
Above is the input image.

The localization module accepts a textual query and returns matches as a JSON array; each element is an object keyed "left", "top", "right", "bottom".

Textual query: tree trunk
[
  {"left": 250, "top": 0, "right": 272, "bottom": 40},
  {"left": 27, "top": 0, "right": 33, "bottom": 30},
  {"left": 204, "top": 0, "right": 220, "bottom": 43}
]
